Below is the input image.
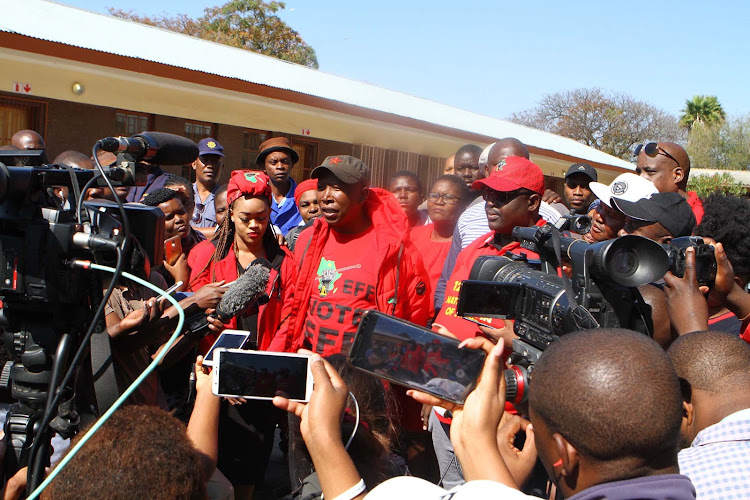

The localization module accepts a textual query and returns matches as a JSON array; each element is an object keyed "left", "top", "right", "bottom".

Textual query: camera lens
[{"left": 610, "top": 247, "right": 637, "bottom": 278}]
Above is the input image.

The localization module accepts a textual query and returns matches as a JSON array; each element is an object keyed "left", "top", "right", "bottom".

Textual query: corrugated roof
[{"left": 1, "top": 0, "right": 634, "bottom": 170}]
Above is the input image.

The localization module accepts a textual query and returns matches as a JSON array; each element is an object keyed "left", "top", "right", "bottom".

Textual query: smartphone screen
[
  {"left": 202, "top": 330, "right": 251, "bottom": 367},
  {"left": 349, "top": 311, "right": 486, "bottom": 405},
  {"left": 457, "top": 281, "right": 521, "bottom": 319},
  {"left": 214, "top": 350, "right": 311, "bottom": 401}
]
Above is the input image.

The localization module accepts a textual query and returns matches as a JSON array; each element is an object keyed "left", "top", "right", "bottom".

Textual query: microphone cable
[{"left": 26, "top": 265, "right": 185, "bottom": 500}]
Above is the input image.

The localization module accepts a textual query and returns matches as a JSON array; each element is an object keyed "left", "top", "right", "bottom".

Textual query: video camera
[
  {"left": 456, "top": 223, "right": 670, "bottom": 405},
  {"left": 0, "top": 131, "right": 197, "bottom": 491}
]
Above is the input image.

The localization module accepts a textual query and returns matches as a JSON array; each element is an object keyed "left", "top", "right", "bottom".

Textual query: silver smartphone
[
  {"left": 212, "top": 349, "right": 314, "bottom": 402},
  {"left": 201, "top": 330, "right": 252, "bottom": 367}
]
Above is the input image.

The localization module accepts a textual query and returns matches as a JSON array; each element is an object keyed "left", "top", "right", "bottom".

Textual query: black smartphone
[
  {"left": 349, "top": 311, "right": 486, "bottom": 405},
  {"left": 212, "top": 349, "right": 313, "bottom": 402}
]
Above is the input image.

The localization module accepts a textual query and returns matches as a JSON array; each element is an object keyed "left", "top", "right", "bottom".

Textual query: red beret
[
  {"left": 294, "top": 178, "right": 318, "bottom": 207},
  {"left": 227, "top": 170, "right": 272, "bottom": 206}
]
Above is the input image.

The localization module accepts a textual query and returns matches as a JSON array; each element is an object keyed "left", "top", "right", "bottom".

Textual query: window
[
  {"left": 241, "top": 129, "right": 269, "bottom": 169},
  {"left": 115, "top": 111, "right": 150, "bottom": 136},
  {"left": 184, "top": 121, "right": 214, "bottom": 143},
  {"left": 0, "top": 96, "right": 46, "bottom": 146}
]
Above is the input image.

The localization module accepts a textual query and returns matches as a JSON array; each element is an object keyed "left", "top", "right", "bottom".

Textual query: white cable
[{"left": 344, "top": 391, "right": 359, "bottom": 450}]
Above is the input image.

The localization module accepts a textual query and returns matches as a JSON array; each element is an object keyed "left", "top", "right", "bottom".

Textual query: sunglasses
[
  {"left": 192, "top": 202, "right": 205, "bottom": 224},
  {"left": 634, "top": 143, "right": 681, "bottom": 168},
  {"left": 482, "top": 188, "right": 532, "bottom": 205}
]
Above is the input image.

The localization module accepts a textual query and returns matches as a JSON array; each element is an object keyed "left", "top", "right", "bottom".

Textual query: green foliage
[
  {"left": 679, "top": 95, "right": 726, "bottom": 130},
  {"left": 109, "top": 0, "right": 318, "bottom": 68},
  {"left": 686, "top": 114, "right": 750, "bottom": 170},
  {"left": 688, "top": 173, "right": 746, "bottom": 198},
  {"left": 509, "top": 88, "right": 684, "bottom": 160}
]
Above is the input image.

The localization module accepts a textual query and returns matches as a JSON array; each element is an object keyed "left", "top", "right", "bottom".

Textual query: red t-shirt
[
  {"left": 433, "top": 229, "right": 541, "bottom": 341},
  {"left": 302, "top": 226, "right": 379, "bottom": 356},
  {"left": 410, "top": 224, "right": 451, "bottom": 304},
  {"left": 687, "top": 191, "right": 704, "bottom": 225}
]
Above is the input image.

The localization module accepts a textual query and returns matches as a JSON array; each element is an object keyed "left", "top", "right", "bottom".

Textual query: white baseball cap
[
  {"left": 478, "top": 142, "right": 495, "bottom": 171},
  {"left": 589, "top": 173, "right": 658, "bottom": 209}
]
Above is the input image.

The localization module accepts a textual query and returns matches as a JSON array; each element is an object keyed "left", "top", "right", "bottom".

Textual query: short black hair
[
  {"left": 141, "top": 187, "right": 179, "bottom": 207},
  {"left": 455, "top": 144, "right": 483, "bottom": 160},
  {"left": 668, "top": 330, "right": 750, "bottom": 394},
  {"left": 164, "top": 174, "right": 191, "bottom": 191},
  {"left": 215, "top": 183, "right": 228, "bottom": 197},
  {"left": 389, "top": 170, "right": 423, "bottom": 194},
  {"left": 695, "top": 193, "right": 750, "bottom": 283},
  {"left": 530, "top": 329, "right": 682, "bottom": 463},
  {"left": 432, "top": 174, "right": 470, "bottom": 203}
]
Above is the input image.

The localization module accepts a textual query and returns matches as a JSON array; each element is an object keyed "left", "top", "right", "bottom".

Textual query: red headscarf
[
  {"left": 294, "top": 178, "right": 318, "bottom": 207},
  {"left": 227, "top": 170, "right": 272, "bottom": 206}
]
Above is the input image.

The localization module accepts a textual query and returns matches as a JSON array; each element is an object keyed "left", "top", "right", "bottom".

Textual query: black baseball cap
[
  {"left": 311, "top": 155, "right": 370, "bottom": 184},
  {"left": 566, "top": 163, "right": 598, "bottom": 182},
  {"left": 614, "top": 192, "right": 696, "bottom": 237}
]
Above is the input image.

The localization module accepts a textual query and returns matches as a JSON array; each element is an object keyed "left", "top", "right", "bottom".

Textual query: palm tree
[{"left": 680, "top": 95, "right": 726, "bottom": 130}]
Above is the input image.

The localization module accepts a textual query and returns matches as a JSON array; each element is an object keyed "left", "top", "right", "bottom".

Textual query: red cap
[
  {"left": 471, "top": 156, "right": 544, "bottom": 195},
  {"left": 294, "top": 178, "right": 318, "bottom": 207},
  {"left": 227, "top": 170, "right": 272, "bottom": 206}
]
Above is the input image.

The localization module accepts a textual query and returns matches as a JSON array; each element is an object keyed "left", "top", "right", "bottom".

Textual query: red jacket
[
  {"left": 187, "top": 240, "right": 297, "bottom": 353},
  {"left": 287, "top": 188, "right": 431, "bottom": 352}
]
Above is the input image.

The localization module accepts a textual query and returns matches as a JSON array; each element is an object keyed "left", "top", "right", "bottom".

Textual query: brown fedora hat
[{"left": 255, "top": 137, "right": 299, "bottom": 166}]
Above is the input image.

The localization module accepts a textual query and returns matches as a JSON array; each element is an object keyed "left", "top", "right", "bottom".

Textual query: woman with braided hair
[
  {"left": 188, "top": 170, "right": 297, "bottom": 354},
  {"left": 187, "top": 170, "right": 298, "bottom": 499}
]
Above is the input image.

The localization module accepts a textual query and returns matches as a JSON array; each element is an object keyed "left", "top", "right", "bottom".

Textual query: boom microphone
[
  {"left": 96, "top": 131, "right": 199, "bottom": 165},
  {"left": 186, "top": 263, "right": 271, "bottom": 336},
  {"left": 215, "top": 263, "right": 271, "bottom": 321}
]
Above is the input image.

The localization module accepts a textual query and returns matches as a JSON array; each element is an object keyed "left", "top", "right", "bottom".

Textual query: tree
[
  {"left": 687, "top": 172, "right": 746, "bottom": 198},
  {"left": 679, "top": 95, "right": 726, "bottom": 131},
  {"left": 509, "top": 88, "right": 684, "bottom": 160},
  {"left": 109, "top": 0, "right": 318, "bottom": 68},
  {"left": 686, "top": 114, "right": 750, "bottom": 170}
]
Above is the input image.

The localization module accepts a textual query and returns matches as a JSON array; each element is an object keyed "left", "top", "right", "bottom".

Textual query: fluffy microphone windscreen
[{"left": 216, "top": 264, "right": 271, "bottom": 320}]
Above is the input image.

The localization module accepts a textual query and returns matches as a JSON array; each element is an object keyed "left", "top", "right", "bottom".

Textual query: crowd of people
[{"left": 1, "top": 127, "right": 749, "bottom": 500}]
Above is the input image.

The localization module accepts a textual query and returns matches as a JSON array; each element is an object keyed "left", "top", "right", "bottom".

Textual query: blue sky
[{"left": 59, "top": 0, "right": 750, "bottom": 121}]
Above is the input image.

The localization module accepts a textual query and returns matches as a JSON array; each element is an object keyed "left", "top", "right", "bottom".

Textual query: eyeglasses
[
  {"left": 634, "top": 143, "right": 681, "bottom": 168},
  {"left": 482, "top": 188, "right": 532, "bottom": 205},
  {"left": 426, "top": 192, "right": 461, "bottom": 205}
]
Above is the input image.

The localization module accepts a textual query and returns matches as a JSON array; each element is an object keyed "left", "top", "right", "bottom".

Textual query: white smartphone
[
  {"left": 201, "top": 330, "right": 252, "bottom": 367},
  {"left": 212, "top": 349, "right": 313, "bottom": 402}
]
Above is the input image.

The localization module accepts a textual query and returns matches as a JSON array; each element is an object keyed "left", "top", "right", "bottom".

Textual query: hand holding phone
[
  {"left": 212, "top": 350, "right": 313, "bottom": 402},
  {"left": 164, "top": 235, "right": 182, "bottom": 266},
  {"left": 349, "top": 311, "right": 487, "bottom": 405}
]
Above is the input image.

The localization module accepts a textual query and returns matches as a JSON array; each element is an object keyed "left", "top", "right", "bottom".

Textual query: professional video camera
[
  {"left": 456, "top": 222, "right": 669, "bottom": 405},
  {"left": 0, "top": 131, "right": 197, "bottom": 491}
]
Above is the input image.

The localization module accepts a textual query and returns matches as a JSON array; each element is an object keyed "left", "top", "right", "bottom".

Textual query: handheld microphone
[
  {"left": 96, "top": 132, "right": 199, "bottom": 165},
  {"left": 186, "top": 263, "right": 271, "bottom": 336}
]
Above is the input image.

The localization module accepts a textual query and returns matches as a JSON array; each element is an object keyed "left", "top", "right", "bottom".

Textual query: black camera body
[
  {"left": 456, "top": 224, "right": 670, "bottom": 404},
  {"left": 663, "top": 236, "right": 716, "bottom": 285}
]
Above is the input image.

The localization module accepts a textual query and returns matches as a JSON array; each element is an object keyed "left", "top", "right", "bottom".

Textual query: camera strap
[{"left": 90, "top": 325, "right": 119, "bottom": 414}]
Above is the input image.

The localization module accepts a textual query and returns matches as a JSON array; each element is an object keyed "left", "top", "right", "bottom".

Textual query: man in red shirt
[
  {"left": 433, "top": 156, "right": 547, "bottom": 342},
  {"left": 287, "top": 155, "right": 431, "bottom": 356},
  {"left": 634, "top": 141, "right": 704, "bottom": 224}
]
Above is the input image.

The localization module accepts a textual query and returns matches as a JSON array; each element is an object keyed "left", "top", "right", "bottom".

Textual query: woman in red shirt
[
  {"left": 187, "top": 170, "right": 297, "bottom": 496},
  {"left": 409, "top": 175, "right": 469, "bottom": 311}
]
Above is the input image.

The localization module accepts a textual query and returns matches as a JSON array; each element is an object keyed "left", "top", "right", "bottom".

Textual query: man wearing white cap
[{"left": 584, "top": 173, "right": 658, "bottom": 243}]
